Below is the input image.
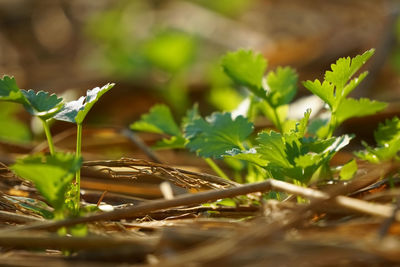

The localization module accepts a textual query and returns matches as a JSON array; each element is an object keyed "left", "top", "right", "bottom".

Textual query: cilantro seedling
[
  {"left": 303, "top": 49, "right": 387, "bottom": 138},
  {"left": 54, "top": 83, "right": 115, "bottom": 211},
  {"left": 229, "top": 110, "right": 352, "bottom": 183}
]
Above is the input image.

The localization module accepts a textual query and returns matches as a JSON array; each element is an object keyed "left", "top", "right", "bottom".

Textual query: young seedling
[
  {"left": 229, "top": 109, "right": 352, "bottom": 183},
  {"left": 54, "top": 83, "right": 115, "bottom": 212},
  {"left": 0, "top": 75, "right": 63, "bottom": 154},
  {"left": 11, "top": 153, "right": 82, "bottom": 220}
]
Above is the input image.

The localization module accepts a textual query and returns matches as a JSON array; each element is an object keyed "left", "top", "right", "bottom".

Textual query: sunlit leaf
[
  {"left": 54, "top": 83, "right": 114, "bottom": 124},
  {"left": 222, "top": 50, "right": 267, "bottom": 99},
  {"left": 130, "top": 104, "right": 181, "bottom": 136},
  {"left": 336, "top": 98, "right": 387, "bottom": 124},
  {"left": 325, "top": 49, "right": 374, "bottom": 92},
  {"left": 340, "top": 159, "right": 358, "bottom": 180},
  {"left": 302, "top": 80, "right": 335, "bottom": 109},
  {"left": 355, "top": 117, "right": 400, "bottom": 163},
  {"left": 11, "top": 153, "right": 82, "bottom": 210},
  {"left": 266, "top": 66, "right": 298, "bottom": 107}
]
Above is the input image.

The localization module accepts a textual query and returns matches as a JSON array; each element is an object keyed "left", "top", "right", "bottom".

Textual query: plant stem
[
  {"left": 75, "top": 123, "right": 83, "bottom": 211},
  {"left": 204, "top": 158, "right": 230, "bottom": 180},
  {"left": 41, "top": 119, "right": 55, "bottom": 155},
  {"left": 327, "top": 112, "right": 337, "bottom": 138},
  {"left": 272, "top": 107, "right": 283, "bottom": 132}
]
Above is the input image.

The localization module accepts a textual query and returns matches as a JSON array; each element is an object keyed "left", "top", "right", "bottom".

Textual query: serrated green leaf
[
  {"left": 294, "top": 109, "right": 311, "bottom": 138},
  {"left": 130, "top": 104, "right": 181, "bottom": 136},
  {"left": 340, "top": 159, "right": 358, "bottom": 180},
  {"left": 185, "top": 112, "right": 253, "bottom": 158},
  {"left": 221, "top": 50, "right": 267, "bottom": 98},
  {"left": 336, "top": 98, "right": 387, "bottom": 124},
  {"left": 325, "top": 49, "right": 374, "bottom": 92},
  {"left": 256, "top": 131, "right": 292, "bottom": 168},
  {"left": 21, "top": 90, "right": 63, "bottom": 120},
  {"left": 266, "top": 66, "right": 298, "bottom": 107},
  {"left": 302, "top": 80, "right": 335, "bottom": 109},
  {"left": 0, "top": 75, "right": 27, "bottom": 103},
  {"left": 54, "top": 83, "right": 114, "bottom": 124},
  {"left": 11, "top": 153, "right": 82, "bottom": 210},
  {"left": 294, "top": 153, "right": 323, "bottom": 169}
]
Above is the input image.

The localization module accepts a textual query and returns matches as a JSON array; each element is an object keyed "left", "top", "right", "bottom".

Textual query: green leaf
[
  {"left": 325, "top": 49, "right": 374, "bottom": 92},
  {"left": 185, "top": 112, "right": 253, "bottom": 158},
  {"left": 294, "top": 109, "right": 311, "bottom": 138},
  {"left": 303, "top": 49, "right": 375, "bottom": 111},
  {"left": 336, "top": 98, "right": 387, "bottom": 124},
  {"left": 21, "top": 90, "right": 63, "bottom": 120},
  {"left": 374, "top": 117, "right": 400, "bottom": 146},
  {"left": 256, "top": 131, "right": 292, "bottom": 168},
  {"left": 266, "top": 66, "right": 298, "bottom": 107},
  {"left": 355, "top": 117, "right": 400, "bottom": 163},
  {"left": 302, "top": 80, "right": 335, "bottom": 109},
  {"left": 0, "top": 75, "right": 27, "bottom": 103},
  {"left": 340, "top": 159, "right": 358, "bottom": 180},
  {"left": 130, "top": 104, "right": 181, "bottom": 136},
  {"left": 294, "top": 153, "right": 323, "bottom": 170},
  {"left": 221, "top": 50, "right": 267, "bottom": 98},
  {"left": 54, "top": 83, "right": 114, "bottom": 124},
  {"left": 11, "top": 153, "right": 82, "bottom": 211}
]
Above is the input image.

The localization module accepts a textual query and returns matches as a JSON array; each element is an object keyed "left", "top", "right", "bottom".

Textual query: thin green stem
[
  {"left": 41, "top": 119, "right": 55, "bottom": 155},
  {"left": 204, "top": 158, "right": 230, "bottom": 180},
  {"left": 75, "top": 123, "right": 83, "bottom": 212},
  {"left": 272, "top": 107, "right": 283, "bottom": 133},
  {"left": 327, "top": 111, "right": 337, "bottom": 138}
]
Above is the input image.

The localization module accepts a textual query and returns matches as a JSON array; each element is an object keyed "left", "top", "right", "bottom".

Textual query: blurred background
[{"left": 1, "top": 0, "right": 400, "bottom": 162}]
